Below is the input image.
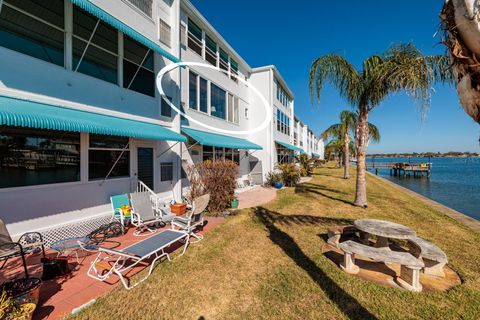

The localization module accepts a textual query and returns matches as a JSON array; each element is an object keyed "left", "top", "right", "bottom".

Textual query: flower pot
[
  {"left": 0, "top": 277, "right": 41, "bottom": 306},
  {"left": 231, "top": 198, "right": 239, "bottom": 209},
  {"left": 274, "top": 181, "right": 283, "bottom": 189},
  {"left": 170, "top": 203, "right": 187, "bottom": 216}
]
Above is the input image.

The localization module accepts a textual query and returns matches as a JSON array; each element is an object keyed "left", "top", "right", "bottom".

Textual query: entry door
[{"left": 137, "top": 147, "right": 154, "bottom": 190}]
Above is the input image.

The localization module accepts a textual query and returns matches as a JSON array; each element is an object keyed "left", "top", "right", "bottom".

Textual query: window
[
  {"left": 0, "top": 127, "right": 80, "bottom": 188},
  {"left": 187, "top": 19, "right": 202, "bottom": 56},
  {"left": 89, "top": 135, "right": 129, "bottom": 180},
  {"left": 0, "top": 0, "right": 64, "bottom": 67},
  {"left": 219, "top": 48, "right": 228, "bottom": 73},
  {"left": 276, "top": 80, "right": 291, "bottom": 108},
  {"left": 73, "top": 6, "right": 118, "bottom": 84},
  {"left": 159, "top": 18, "right": 171, "bottom": 47},
  {"left": 203, "top": 145, "right": 213, "bottom": 162},
  {"left": 189, "top": 71, "right": 198, "bottom": 110},
  {"left": 127, "top": 0, "right": 153, "bottom": 17},
  {"left": 199, "top": 77, "right": 208, "bottom": 113},
  {"left": 211, "top": 83, "right": 226, "bottom": 120},
  {"left": 228, "top": 94, "right": 234, "bottom": 123},
  {"left": 277, "top": 147, "right": 292, "bottom": 164},
  {"left": 160, "top": 162, "right": 173, "bottom": 181},
  {"left": 205, "top": 35, "right": 217, "bottom": 66},
  {"left": 123, "top": 36, "right": 155, "bottom": 96},
  {"left": 230, "top": 59, "right": 238, "bottom": 82},
  {"left": 161, "top": 96, "right": 172, "bottom": 118},
  {"left": 276, "top": 110, "right": 290, "bottom": 135},
  {"left": 227, "top": 94, "right": 239, "bottom": 124},
  {"left": 203, "top": 146, "right": 240, "bottom": 164}
]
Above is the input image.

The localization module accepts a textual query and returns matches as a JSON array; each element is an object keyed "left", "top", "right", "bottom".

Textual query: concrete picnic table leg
[
  {"left": 374, "top": 236, "right": 390, "bottom": 249},
  {"left": 359, "top": 231, "right": 370, "bottom": 245}
]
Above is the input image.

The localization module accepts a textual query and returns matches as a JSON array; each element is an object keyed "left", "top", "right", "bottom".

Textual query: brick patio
[{"left": 0, "top": 217, "right": 224, "bottom": 320}]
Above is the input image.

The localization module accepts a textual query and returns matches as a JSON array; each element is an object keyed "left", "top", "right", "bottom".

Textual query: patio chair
[
  {"left": 130, "top": 192, "right": 175, "bottom": 236},
  {"left": 0, "top": 219, "right": 45, "bottom": 277},
  {"left": 110, "top": 193, "right": 134, "bottom": 230},
  {"left": 171, "top": 194, "right": 210, "bottom": 243},
  {"left": 84, "top": 229, "right": 189, "bottom": 289}
]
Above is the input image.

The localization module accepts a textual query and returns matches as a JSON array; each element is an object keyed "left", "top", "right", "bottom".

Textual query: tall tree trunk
[
  {"left": 343, "top": 132, "right": 350, "bottom": 179},
  {"left": 441, "top": 0, "right": 480, "bottom": 124},
  {"left": 354, "top": 107, "right": 370, "bottom": 208}
]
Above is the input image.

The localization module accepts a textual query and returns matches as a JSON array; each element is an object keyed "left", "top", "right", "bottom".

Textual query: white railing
[{"left": 135, "top": 180, "right": 168, "bottom": 212}]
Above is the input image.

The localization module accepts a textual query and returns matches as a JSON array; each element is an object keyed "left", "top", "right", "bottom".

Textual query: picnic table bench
[
  {"left": 408, "top": 236, "right": 448, "bottom": 277},
  {"left": 339, "top": 240, "right": 424, "bottom": 292}
]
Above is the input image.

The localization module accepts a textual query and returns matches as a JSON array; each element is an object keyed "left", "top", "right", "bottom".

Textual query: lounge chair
[
  {"left": 0, "top": 219, "right": 45, "bottom": 277},
  {"left": 130, "top": 192, "right": 176, "bottom": 236},
  {"left": 110, "top": 194, "right": 131, "bottom": 229},
  {"left": 171, "top": 194, "right": 210, "bottom": 243},
  {"left": 84, "top": 229, "right": 188, "bottom": 289}
]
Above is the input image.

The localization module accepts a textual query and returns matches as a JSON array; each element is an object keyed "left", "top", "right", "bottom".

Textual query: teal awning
[
  {"left": 70, "top": 0, "right": 180, "bottom": 63},
  {"left": 182, "top": 127, "right": 262, "bottom": 150},
  {"left": 275, "top": 140, "right": 304, "bottom": 153},
  {"left": 0, "top": 96, "right": 187, "bottom": 142}
]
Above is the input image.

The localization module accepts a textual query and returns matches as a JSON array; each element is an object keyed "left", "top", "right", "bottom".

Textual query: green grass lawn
[{"left": 71, "top": 166, "right": 480, "bottom": 319}]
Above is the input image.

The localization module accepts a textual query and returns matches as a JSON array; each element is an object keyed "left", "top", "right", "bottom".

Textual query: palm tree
[
  {"left": 441, "top": 1, "right": 480, "bottom": 125},
  {"left": 321, "top": 110, "right": 380, "bottom": 179},
  {"left": 310, "top": 43, "right": 451, "bottom": 208}
]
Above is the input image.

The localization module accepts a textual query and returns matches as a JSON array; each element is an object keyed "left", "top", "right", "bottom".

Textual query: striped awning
[
  {"left": 70, "top": 0, "right": 180, "bottom": 63},
  {"left": 0, "top": 95, "right": 187, "bottom": 142},
  {"left": 182, "top": 127, "right": 262, "bottom": 150},
  {"left": 275, "top": 140, "right": 304, "bottom": 153}
]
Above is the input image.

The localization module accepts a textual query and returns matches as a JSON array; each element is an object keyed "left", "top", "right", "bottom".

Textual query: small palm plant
[
  {"left": 310, "top": 43, "right": 451, "bottom": 207},
  {"left": 321, "top": 110, "right": 379, "bottom": 179}
]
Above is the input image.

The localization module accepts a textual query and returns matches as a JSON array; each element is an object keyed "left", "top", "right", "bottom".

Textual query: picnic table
[{"left": 354, "top": 219, "right": 416, "bottom": 249}]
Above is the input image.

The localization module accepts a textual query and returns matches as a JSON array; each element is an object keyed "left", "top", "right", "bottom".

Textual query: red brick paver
[{"left": 0, "top": 217, "right": 224, "bottom": 319}]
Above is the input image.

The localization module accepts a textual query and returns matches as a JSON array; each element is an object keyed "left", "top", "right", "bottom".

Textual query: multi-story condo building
[{"left": 0, "top": 0, "right": 323, "bottom": 241}]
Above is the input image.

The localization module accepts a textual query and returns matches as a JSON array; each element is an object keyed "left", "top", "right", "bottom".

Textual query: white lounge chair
[
  {"left": 84, "top": 229, "right": 188, "bottom": 290},
  {"left": 171, "top": 194, "right": 210, "bottom": 243},
  {"left": 130, "top": 192, "right": 176, "bottom": 236}
]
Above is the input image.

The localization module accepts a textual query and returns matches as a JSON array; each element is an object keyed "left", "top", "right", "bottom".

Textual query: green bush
[
  {"left": 265, "top": 170, "right": 282, "bottom": 187},
  {"left": 276, "top": 163, "right": 301, "bottom": 187}
]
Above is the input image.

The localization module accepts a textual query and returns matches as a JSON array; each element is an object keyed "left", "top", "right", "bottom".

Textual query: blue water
[{"left": 367, "top": 157, "right": 480, "bottom": 221}]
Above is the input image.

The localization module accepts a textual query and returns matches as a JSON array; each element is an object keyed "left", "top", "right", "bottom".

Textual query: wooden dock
[{"left": 366, "top": 162, "right": 431, "bottom": 178}]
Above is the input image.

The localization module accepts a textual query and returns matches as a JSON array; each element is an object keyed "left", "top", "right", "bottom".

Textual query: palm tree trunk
[
  {"left": 354, "top": 107, "right": 370, "bottom": 208},
  {"left": 343, "top": 132, "right": 350, "bottom": 179},
  {"left": 441, "top": 0, "right": 480, "bottom": 124}
]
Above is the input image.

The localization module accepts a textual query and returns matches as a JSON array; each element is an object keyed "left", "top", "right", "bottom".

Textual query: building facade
[{"left": 0, "top": 0, "right": 324, "bottom": 241}]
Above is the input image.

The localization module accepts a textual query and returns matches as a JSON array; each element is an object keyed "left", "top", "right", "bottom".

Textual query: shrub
[
  {"left": 186, "top": 160, "right": 238, "bottom": 215},
  {"left": 299, "top": 154, "right": 313, "bottom": 176},
  {"left": 265, "top": 170, "right": 282, "bottom": 187},
  {"left": 276, "top": 163, "right": 301, "bottom": 186}
]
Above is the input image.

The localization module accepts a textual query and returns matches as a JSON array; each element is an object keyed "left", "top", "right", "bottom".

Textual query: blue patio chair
[{"left": 110, "top": 194, "right": 131, "bottom": 228}]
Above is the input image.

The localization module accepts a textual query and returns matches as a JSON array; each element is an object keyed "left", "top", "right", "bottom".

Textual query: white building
[{"left": 0, "top": 0, "right": 323, "bottom": 242}]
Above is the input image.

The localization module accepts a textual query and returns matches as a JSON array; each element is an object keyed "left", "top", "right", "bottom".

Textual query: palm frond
[
  {"left": 309, "top": 54, "right": 362, "bottom": 106},
  {"left": 320, "top": 124, "right": 341, "bottom": 140},
  {"left": 367, "top": 123, "right": 381, "bottom": 143}
]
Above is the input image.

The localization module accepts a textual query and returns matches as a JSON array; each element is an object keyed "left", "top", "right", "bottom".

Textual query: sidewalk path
[{"left": 237, "top": 186, "right": 277, "bottom": 209}]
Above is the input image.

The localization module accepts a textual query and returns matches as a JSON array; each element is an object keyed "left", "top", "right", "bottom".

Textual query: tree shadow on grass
[
  {"left": 252, "top": 207, "right": 377, "bottom": 320},
  {"left": 295, "top": 184, "right": 355, "bottom": 207}
]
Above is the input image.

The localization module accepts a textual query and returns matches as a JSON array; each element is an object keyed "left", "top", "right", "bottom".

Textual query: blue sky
[{"left": 190, "top": 0, "right": 480, "bottom": 153}]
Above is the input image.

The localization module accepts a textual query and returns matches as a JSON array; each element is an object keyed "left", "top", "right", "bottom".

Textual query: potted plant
[
  {"left": 0, "top": 291, "right": 36, "bottom": 320},
  {"left": 170, "top": 202, "right": 187, "bottom": 216},
  {"left": 0, "top": 278, "right": 41, "bottom": 307},
  {"left": 274, "top": 181, "right": 283, "bottom": 189},
  {"left": 231, "top": 194, "right": 239, "bottom": 209}
]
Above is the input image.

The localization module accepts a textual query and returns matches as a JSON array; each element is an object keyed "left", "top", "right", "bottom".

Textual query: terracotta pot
[
  {"left": 170, "top": 203, "right": 187, "bottom": 216},
  {"left": 0, "top": 277, "right": 41, "bottom": 306}
]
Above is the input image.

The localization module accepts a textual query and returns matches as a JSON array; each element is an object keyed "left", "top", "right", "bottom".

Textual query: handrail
[{"left": 136, "top": 180, "right": 162, "bottom": 212}]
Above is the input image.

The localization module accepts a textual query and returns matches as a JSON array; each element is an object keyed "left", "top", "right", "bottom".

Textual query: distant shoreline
[
  {"left": 366, "top": 155, "right": 479, "bottom": 158},
  {"left": 368, "top": 171, "right": 480, "bottom": 232}
]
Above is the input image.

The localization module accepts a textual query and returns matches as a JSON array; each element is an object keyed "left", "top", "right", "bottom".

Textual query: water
[{"left": 367, "top": 157, "right": 480, "bottom": 221}]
